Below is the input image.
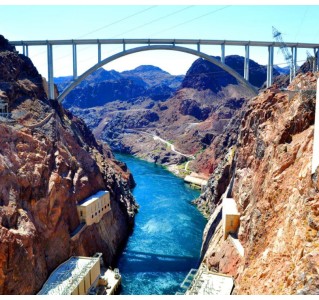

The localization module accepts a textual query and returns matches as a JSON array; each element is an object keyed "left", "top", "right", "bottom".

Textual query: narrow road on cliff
[
  {"left": 152, "top": 135, "right": 195, "bottom": 160},
  {"left": 125, "top": 128, "right": 195, "bottom": 160}
]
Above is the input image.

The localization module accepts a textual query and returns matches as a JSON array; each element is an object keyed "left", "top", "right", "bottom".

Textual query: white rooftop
[
  {"left": 78, "top": 190, "right": 108, "bottom": 207},
  {"left": 38, "top": 256, "right": 99, "bottom": 295},
  {"left": 190, "top": 272, "right": 234, "bottom": 295},
  {"left": 186, "top": 267, "right": 234, "bottom": 295},
  {"left": 223, "top": 198, "right": 239, "bottom": 215}
]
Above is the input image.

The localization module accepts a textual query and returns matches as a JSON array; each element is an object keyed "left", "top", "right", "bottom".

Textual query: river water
[{"left": 115, "top": 154, "right": 207, "bottom": 295}]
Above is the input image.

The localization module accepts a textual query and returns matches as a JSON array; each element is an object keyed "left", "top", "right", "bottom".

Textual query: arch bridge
[{"left": 9, "top": 38, "right": 319, "bottom": 102}]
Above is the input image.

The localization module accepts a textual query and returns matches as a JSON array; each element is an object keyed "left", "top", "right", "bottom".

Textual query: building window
[
  {"left": 95, "top": 212, "right": 97, "bottom": 216},
  {"left": 92, "top": 215, "right": 94, "bottom": 218},
  {"left": 99, "top": 210, "right": 100, "bottom": 213},
  {"left": 80, "top": 211, "right": 83, "bottom": 217},
  {"left": 102, "top": 208, "right": 104, "bottom": 211}
]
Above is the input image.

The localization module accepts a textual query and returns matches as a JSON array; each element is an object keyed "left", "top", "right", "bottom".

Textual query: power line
[
  {"left": 52, "top": 6, "right": 194, "bottom": 63},
  {"left": 152, "top": 6, "right": 232, "bottom": 37},
  {"left": 58, "top": 6, "right": 194, "bottom": 62},
  {"left": 110, "top": 6, "right": 194, "bottom": 38},
  {"left": 294, "top": 7, "right": 308, "bottom": 42},
  {"left": 27, "top": 6, "right": 158, "bottom": 60},
  {"left": 77, "top": 6, "right": 158, "bottom": 39}
]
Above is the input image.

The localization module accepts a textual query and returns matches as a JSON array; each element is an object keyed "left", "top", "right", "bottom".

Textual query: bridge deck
[{"left": 10, "top": 38, "right": 319, "bottom": 48}]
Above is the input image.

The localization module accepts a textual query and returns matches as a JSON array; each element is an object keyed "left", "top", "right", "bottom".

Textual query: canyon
[
  {"left": 1, "top": 29, "right": 318, "bottom": 295},
  {"left": 58, "top": 50, "right": 319, "bottom": 294},
  {"left": 59, "top": 56, "right": 276, "bottom": 178}
]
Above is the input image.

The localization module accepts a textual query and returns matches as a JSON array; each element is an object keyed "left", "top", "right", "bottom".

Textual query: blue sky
[{"left": 1, "top": 4, "right": 319, "bottom": 78}]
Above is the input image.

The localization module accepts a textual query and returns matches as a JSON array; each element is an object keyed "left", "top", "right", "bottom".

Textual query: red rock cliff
[
  {"left": 200, "top": 72, "right": 319, "bottom": 294},
  {"left": 0, "top": 35, "right": 137, "bottom": 294}
]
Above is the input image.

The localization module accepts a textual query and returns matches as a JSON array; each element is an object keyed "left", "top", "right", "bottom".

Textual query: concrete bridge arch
[{"left": 57, "top": 45, "right": 258, "bottom": 103}]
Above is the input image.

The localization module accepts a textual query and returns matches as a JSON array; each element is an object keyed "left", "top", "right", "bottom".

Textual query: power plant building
[
  {"left": 77, "top": 190, "right": 111, "bottom": 226},
  {"left": 38, "top": 253, "right": 102, "bottom": 295},
  {"left": 222, "top": 198, "right": 240, "bottom": 240}
]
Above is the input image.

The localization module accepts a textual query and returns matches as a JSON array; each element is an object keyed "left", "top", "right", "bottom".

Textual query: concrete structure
[
  {"left": 10, "top": 38, "right": 319, "bottom": 101},
  {"left": 102, "top": 268, "right": 122, "bottom": 295},
  {"left": 180, "top": 264, "right": 234, "bottom": 295},
  {"left": 267, "top": 46, "right": 274, "bottom": 88},
  {"left": 222, "top": 197, "right": 240, "bottom": 240},
  {"left": 184, "top": 174, "right": 208, "bottom": 188},
  {"left": 77, "top": 190, "right": 111, "bottom": 226},
  {"left": 89, "top": 267, "right": 121, "bottom": 295},
  {"left": 38, "top": 253, "right": 122, "bottom": 295},
  {"left": 229, "top": 235, "right": 245, "bottom": 257},
  {"left": 312, "top": 78, "right": 319, "bottom": 174},
  {"left": 244, "top": 44, "right": 250, "bottom": 81},
  {"left": 38, "top": 253, "right": 102, "bottom": 295}
]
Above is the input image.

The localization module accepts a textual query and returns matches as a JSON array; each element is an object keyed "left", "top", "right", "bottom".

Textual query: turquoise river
[{"left": 115, "top": 154, "right": 207, "bottom": 295}]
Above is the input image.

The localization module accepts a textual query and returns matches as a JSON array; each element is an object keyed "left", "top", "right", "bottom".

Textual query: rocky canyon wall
[
  {"left": 199, "top": 72, "right": 319, "bottom": 294},
  {"left": 0, "top": 35, "right": 137, "bottom": 294}
]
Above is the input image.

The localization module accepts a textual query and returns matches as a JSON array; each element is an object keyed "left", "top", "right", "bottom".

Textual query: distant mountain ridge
[
  {"left": 56, "top": 65, "right": 184, "bottom": 109},
  {"left": 56, "top": 56, "right": 280, "bottom": 110},
  {"left": 274, "top": 65, "right": 292, "bottom": 75}
]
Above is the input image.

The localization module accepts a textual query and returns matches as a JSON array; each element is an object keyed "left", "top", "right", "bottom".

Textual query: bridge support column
[
  {"left": 292, "top": 47, "right": 297, "bottom": 78},
  {"left": 47, "top": 43, "right": 55, "bottom": 100},
  {"left": 22, "top": 44, "right": 28, "bottom": 56},
  {"left": 98, "top": 42, "right": 101, "bottom": 63},
  {"left": 312, "top": 48, "right": 317, "bottom": 72},
  {"left": 267, "top": 46, "right": 274, "bottom": 88},
  {"left": 24, "top": 45, "right": 29, "bottom": 57},
  {"left": 221, "top": 44, "right": 225, "bottom": 64},
  {"left": 316, "top": 48, "right": 319, "bottom": 72},
  {"left": 312, "top": 78, "right": 319, "bottom": 174},
  {"left": 72, "top": 43, "right": 78, "bottom": 80},
  {"left": 289, "top": 47, "right": 294, "bottom": 83},
  {"left": 244, "top": 45, "right": 250, "bottom": 81}
]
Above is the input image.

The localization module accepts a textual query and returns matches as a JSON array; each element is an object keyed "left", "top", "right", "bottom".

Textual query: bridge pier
[
  {"left": 291, "top": 47, "right": 297, "bottom": 78},
  {"left": 98, "top": 42, "right": 101, "bottom": 63},
  {"left": 47, "top": 43, "right": 55, "bottom": 100},
  {"left": 267, "top": 46, "right": 274, "bottom": 87},
  {"left": 22, "top": 44, "right": 28, "bottom": 57},
  {"left": 221, "top": 44, "right": 225, "bottom": 64},
  {"left": 316, "top": 48, "right": 319, "bottom": 72},
  {"left": 289, "top": 47, "right": 297, "bottom": 83},
  {"left": 244, "top": 45, "right": 250, "bottom": 81},
  {"left": 312, "top": 78, "right": 319, "bottom": 174},
  {"left": 73, "top": 43, "right": 78, "bottom": 80}
]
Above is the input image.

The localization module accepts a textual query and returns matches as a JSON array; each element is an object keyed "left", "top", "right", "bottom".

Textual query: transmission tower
[
  {"left": 272, "top": 26, "right": 293, "bottom": 81},
  {"left": 272, "top": 26, "right": 292, "bottom": 63},
  {"left": 306, "top": 50, "right": 316, "bottom": 72}
]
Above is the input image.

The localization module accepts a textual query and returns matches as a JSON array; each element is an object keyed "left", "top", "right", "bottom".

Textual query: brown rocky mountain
[
  {"left": 91, "top": 59, "right": 252, "bottom": 175},
  {"left": 59, "top": 55, "right": 279, "bottom": 175},
  {"left": 0, "top": 35, "right": 137, "bottom": 294},
  {"left": 68, "top": 57, "right": 258, "bottom": 177},
  {"left": 57, "top": 65, "right": 184, "bottom": 109},
  {"left": 197, "top": 72, "right": 319, "bottom": 294}
]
